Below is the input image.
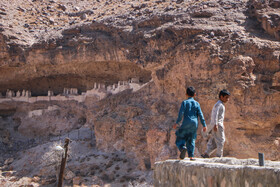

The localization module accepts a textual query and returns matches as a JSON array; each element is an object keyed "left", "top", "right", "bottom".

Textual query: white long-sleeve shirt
[{"left": 210, "top": 100, "right": 225, "bottom": 127}]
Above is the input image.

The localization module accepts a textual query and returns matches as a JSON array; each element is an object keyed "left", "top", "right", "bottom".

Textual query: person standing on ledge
[
  {"left": 173, "top": 86, "right": 207, "bottom": 160},
  {"left": 201, "top": 89, "right": 230, "bottom": 158}
]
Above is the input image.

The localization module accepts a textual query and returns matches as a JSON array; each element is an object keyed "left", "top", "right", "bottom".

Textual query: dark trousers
[{"left": 175, "top": 130, "right": 197, "bottom": 157}]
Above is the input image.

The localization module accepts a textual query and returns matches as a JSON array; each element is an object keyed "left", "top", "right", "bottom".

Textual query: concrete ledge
[{"left": 154, "top": 158, "right": 280, "bottom": 187}]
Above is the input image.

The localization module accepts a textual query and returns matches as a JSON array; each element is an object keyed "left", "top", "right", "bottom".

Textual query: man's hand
[
  {"left": 203, "top": 126, "right": 207, "bottom": 132},
  {"left": 214, "top": 124, "right": 218, "bottom": 132},
  {"left": 172, "top": 123, "right": 178, "bottom": 130}
]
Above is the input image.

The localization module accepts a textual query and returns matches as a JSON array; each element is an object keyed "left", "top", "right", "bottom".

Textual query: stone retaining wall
[{"left": 154, "top": 158, "right": 280, "bottom": 187}]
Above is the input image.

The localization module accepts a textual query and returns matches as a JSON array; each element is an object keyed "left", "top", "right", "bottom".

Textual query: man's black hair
[
  {"left": 219, "top": 89, "right": 230, "bottom": 98},
  {"left": 186, "top": 86, "right": 195, "bottom": 97}
]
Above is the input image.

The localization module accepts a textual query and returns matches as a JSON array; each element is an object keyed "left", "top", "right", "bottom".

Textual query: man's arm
[
  {"left": 197, "top": 104, "right": 207, "bottom": 132},
  {"left": 173, "top": 102, "right": 185, "bottom": 129}
]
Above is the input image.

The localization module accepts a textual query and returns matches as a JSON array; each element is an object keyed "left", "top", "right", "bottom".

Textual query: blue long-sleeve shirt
[{"left": 176, "top": 97, "right": 206, "bottom": 134}]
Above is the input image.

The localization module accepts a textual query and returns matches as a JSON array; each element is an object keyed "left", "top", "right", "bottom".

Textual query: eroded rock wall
[{"left": 248, "top": 0, "right": 280, "bottom": 40}]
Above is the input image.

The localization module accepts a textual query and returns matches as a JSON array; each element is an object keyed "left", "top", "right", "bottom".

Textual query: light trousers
[{"left": 205, "top": 124, "right": 225, "bottom": 157}]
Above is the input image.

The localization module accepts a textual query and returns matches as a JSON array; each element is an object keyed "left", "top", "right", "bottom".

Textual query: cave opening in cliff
[{"left": 0, "top": 61, "right": 152, "bottom": 97}]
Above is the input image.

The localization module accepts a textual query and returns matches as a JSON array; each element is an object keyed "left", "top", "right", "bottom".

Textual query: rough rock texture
[
  {"left": 0, "top": 0, "right": 280, "bottom": 186},
  {"left": 154, "top": 158, "right": 280, "bottom": 187},
  {"left": 248, "top": 0, "right": 280, "bottom": 40}
]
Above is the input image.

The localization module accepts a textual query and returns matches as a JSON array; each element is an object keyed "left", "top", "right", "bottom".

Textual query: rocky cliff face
[
  {"left": 248, "top": 0, "right": 280, "bottom": 40},
  {"left": 0, "top": 0, "right": 279, "bottom": 186}
]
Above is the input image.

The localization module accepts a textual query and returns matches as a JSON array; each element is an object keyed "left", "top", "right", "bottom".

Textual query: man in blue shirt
[{"left": 173, "top": 86, "right": 207, "bottom": 160}]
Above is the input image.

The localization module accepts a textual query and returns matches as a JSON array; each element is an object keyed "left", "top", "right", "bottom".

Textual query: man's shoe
[
  {"left": 179, "top": 148, "right": 187, "bottom": 159},
  {"left": 190, "top": 157, "right": 196, "bottom": 161},
  {"left": 201, "top": 153, "right": 209, "bottom": 158}
]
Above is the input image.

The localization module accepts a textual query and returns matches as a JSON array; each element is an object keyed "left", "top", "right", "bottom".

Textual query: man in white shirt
[{"left": 201, "top": 89, "right": 230, "bottom": 158}]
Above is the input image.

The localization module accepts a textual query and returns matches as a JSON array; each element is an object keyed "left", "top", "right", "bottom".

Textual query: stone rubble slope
[{"left": 0, "top": 105, "right": 153, "bottom": 186}]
